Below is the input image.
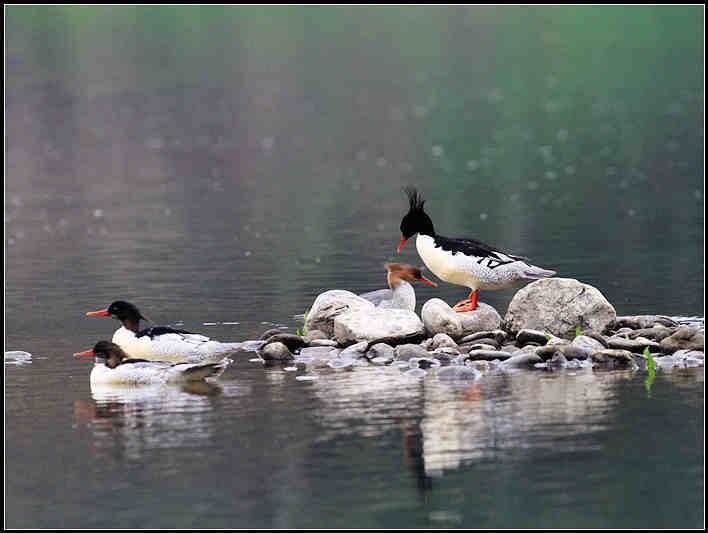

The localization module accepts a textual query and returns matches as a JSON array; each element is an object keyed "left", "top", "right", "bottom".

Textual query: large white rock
[
  {"left": 503, "top": 278, "right": 616, "bottom": 340},
  {"left": 305, "top": 290, "right": 375, "bottom": 338},
  {"left": 333, "top": 308, "right": 425, "bottom": 346},
  {"left": 421, "top": 298, "right": 501, "bottom": 339}
]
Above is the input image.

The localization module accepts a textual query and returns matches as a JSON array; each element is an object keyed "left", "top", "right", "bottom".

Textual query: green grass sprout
[
  {"left": 644, "top": 345, "right": 656, "bottom": 393},
  {"left": 296, "top": 309, "right": 309, "bottom": 337}
]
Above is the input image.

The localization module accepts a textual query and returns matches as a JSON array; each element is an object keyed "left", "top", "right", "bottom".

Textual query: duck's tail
[
  {"left": 183, "top": 358, "right": 231, "bottom": 380},
  {"left": 523, "top": 265, "right": 556, "bottom": 279}
]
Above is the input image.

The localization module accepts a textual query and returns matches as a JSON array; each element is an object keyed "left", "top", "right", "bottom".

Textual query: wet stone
[
  {"left": 366, "top": 343, "right": 394, "bottom": 360},
  {"left": 309, "top": 339, "right": 339, "bottom": 347},
  {"left": 626, "top": 326, "right": 676, "bottom": 342},
  {"left": 339, "top": 341, "right": 368, "bottom": 360},
  {"left": 262, "top": 333, "right": 308, "bottom": 351},
  {"left": 659, "top": 327, "right": 704, "bottom": 354},
  {"left": 303, "top": 329, "right": 329, "bottom": 342},
  {"left": 394, "top": 343, "right": 430, "bottom": 361},
  {"left": 591, "top": 349, "right": 636, "bottom": 367},
  {"left": 431, "top": 333, "right": 458, "bottom": 350},
  {"left": 259, "top": 342, "right": 294, "bottom": 361},
  {"left": 466, "top": 349, "right": 511, "bottom": 362},
  {"left": 614, "top": 315, "right": 680, "bottom": 330},
  {"left": 460, "top": 329, "right": 508, "bottom": 345},
  {"left": 298, "top": 346, "right": 340, "bottom": 360},
  {"left": 608, "top": 336, "right": 662, "bottom": 353},
  {"left": 499, "top": 351, "right": 543, "bottom": 368},
  {"left": 516, "top": 329, "right": 550, "bottom": 346}
]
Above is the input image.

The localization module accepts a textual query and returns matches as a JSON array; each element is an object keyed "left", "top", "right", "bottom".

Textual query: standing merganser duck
[
  {"left": 397, "top": 187, "right": 556, "bottom": 312},
  {"left": 86, "top": 300, "right": 260, "bottom": 362},
  {"left": 359, "top": 262, "right": 437, "bottom": 311},
  {"left": 73, "top": 341, "right": 230, "bottom": 385}
]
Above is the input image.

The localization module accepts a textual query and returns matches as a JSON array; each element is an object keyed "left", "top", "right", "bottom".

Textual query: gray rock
[
  {"left": 259, "top": 342, "right": 294, "bottom": 361},
  {"left": 499, "top": 351, "right": 543, "bottom": 368},
  {"left": 262, "top": 333, "right": 308, "bottom": 351},
  {"left": 591, "top": 349, "right": 636, "bottom": 367},
  {"left": 673, "top": 349, "right": 705, "bottom": 360},
  {"left": 366, "top": 343, "right": 394, "bottom": 360},
  {"left": 339, "top": 341, "right": 369, "bottom": 360},
  {"left": 434, "top": 346, "right": 461, "bottom": 356},
  {"left": 305, "top": 290, "right": 375, "bottom": 337},
  {"left": 576, "top": 331, "right": 610, "bottom": 348},
  {"left": 419, "top": 338, "right": 435, "bottom": 351},
  {"left": 431, "top": 333, "right": 458, "bottom": 350},
  {"left": 421, "top": 298, "right": 501, "bottom": 339},
  {"left": 568, "top": 335, "right": 605, "bottom": 359},
  {"left": 464, "top": 342, "right": 500, "bottom": 352},
  {"left": 659, "top": 327, "right": 705, "bottom": 354},
  {"left": 503, "top": 278, "right": 616, "bottom": 340},
  {"left": 516, "top": 328, "right": 550, "bottom": 346},
  {"left": 394, "top": 343, "right": 430, "bottom": 361},
  {"left": 309, "top": 339, "right": 340, "bottom": 347},
  {"left": 460, "top": 337, "right": 501, "bottom": 349},
  {"left": 333, "top": 308, "right": 425, "bottom": 346},
  {"left": 608, "top": 336, "right": 662, "bottom": 353},
  {"left": 626, "top": 326, "right": 677, "bottom": 342},
  {"left": 298, "top": 346, "right": 339, "bottom": 360},
  {"left": 614, "top": 315, "right": 680, "bottom": 330},
  {"left": 460, "top": 330, "right": 508, "bottom": 345},
  {"left": 467, "top": 349, "right": 512, "bottom": 361},
  {"left": 303, "top": 329, "right": 329, "bottom": 342},
  {"left": 536, "top": 344, "right": 564, "bottom": 361}
]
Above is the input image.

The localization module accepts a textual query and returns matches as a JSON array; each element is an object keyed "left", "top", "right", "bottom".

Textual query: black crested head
[
  {"left": 105, "top": 301, "right": 148, "bottom": 331},
  {"left": 92, "top": 340, "right": 129, "bottom": 368},
  {"left": 400, "top": 187, "right": 435, "bottom": 238}
]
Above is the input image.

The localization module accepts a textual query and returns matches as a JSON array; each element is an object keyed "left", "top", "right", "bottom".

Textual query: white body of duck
[
  {"left": 74, "top": 341, "right": 231, "bottom": 385},
  {"left": 111, "top": 326, "right": 250, "bottom": 363}
]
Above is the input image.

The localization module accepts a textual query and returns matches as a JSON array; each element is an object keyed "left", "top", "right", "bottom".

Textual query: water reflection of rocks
[{"left": 266, "top": 363, "right": 677, "bottom": 484}]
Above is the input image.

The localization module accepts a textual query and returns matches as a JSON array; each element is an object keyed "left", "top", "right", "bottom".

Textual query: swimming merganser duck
[
  {"left": 397, "top": 187, "right": 556, "bottom": 312},
  {"left": 73, "top": 341, "right": 230, "bottom": 385},
  {"left": 359, "top": 262, "right": 437, "bottom": 311},
  {"left": 86, "top": 300, "right": 260, "bottom": 362}
]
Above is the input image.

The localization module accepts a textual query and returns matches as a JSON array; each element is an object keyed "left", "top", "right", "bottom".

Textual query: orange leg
[{"left": 452, "top": 290, "right": 479, "bottom": 312}]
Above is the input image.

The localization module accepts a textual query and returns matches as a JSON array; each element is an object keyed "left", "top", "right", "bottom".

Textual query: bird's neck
[
  {"left": 390, "top": 281, "right": 416, "bottom": 311},
  {"left": 122, "top": 317, "right": 141, "bottom": 333}
]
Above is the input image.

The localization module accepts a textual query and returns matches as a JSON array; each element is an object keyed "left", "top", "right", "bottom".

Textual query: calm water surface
[{"left": 5, "top": 6, "right": 704, "bottom": 528}]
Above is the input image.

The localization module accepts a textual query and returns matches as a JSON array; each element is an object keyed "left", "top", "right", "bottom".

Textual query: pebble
[
  {"left": 309, "top": 339, "right": 340, "bottom": 347},
  {"left": 259, "top": 342, "right": 294, "bottom": 361}
]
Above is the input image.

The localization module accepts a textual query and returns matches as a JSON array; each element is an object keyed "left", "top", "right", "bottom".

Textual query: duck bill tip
[
  {"left": 86, "top": 309, "right": 110, "bottom": 317},
  {"left": 397, "top": 236, "right": 407, "bottom": 253},
  {"left": 419, "top": 276, "right": 437, "bottom": 287},
  {"left": 73, "top": 349, "right": 94, "bottom": 357}
]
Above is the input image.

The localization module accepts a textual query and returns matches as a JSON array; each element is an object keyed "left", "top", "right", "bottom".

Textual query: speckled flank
[{"left": 416, "top": 234, "right": 551, "bottom": 291}]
